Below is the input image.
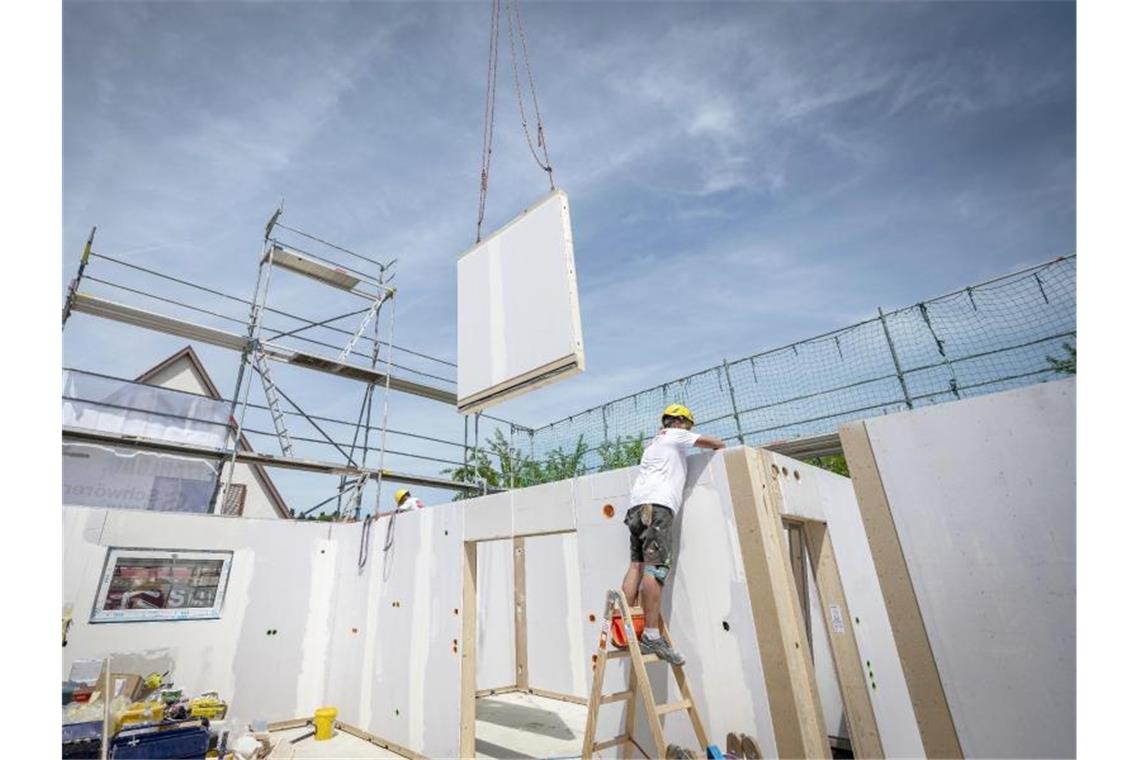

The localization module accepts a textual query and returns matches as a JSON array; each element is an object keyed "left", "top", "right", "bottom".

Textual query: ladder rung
[
  {"left": 593, "top": 735, "right": 631, "bottom": 752},
  {"left": 599, "top": 690, "right": 635, "bottom": 704},
  {"left": 655, "top": 699, "right": 692, "bottom": 716},
  {"left": 607, "top": 650, "right": 659, "bottom": 663}
]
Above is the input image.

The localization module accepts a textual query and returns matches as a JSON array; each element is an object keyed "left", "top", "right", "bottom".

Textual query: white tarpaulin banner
[
  {"left": 63, "top": 369, "right": 230, "bottom": 448},
  {"left": 63, "top": 443, "right": 218, "bottom": 512},
  {"left": 62, "top": 370, "right": 227, "bottom": 512}
]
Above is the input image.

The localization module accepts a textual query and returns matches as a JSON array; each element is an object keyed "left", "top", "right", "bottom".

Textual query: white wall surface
[
  {"left": 65, "top": 445, "right": 898, "bottom": 758},
  {"left": 476, "top": 539, "right": 516, "bottom": 690},
  {"left": 525, "top": 532, "right": 588, "bottom": 697},
  {"left": 357, "top": 506, "right": 466, "bottom": 758},
  {"left": 63, "top": 507, "right": 340, "bottom": 726},
  {"left": 856, "top": 378, "right": 1075, "bottom": 758}
]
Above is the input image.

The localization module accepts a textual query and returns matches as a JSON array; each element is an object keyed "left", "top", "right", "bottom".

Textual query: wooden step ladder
[{"left": 582, "top": 590, "right": 709, "bottom": 758}]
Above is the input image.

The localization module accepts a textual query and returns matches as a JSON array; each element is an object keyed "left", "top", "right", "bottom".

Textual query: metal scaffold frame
[{"left": 62, "top": 211, "right": 523, "bottom": 519}]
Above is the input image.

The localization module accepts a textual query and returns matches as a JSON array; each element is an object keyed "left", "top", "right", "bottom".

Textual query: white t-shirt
[
  {"left": 397, "top": 497, "right": 425, "bottom": 512},
  {"left": 628, "top": 428, "right": 701, "bottom": 512}
]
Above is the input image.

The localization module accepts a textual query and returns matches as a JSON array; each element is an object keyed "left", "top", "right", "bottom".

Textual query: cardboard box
[
  {"left": 114, "top": 673, "right": 143, "bottom": 702},
  {"left": 94, "top": 671, "right": 143, "bottom": 702}
]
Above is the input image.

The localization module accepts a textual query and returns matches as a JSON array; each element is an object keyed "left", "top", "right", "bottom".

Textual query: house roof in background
[{"left": 134, "top": 345, "right": 292, "bottom": 519}]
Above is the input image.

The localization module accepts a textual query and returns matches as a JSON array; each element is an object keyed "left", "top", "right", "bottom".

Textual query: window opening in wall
[{"left": 91, "top": 548, "right": 233, "bottom": 623}]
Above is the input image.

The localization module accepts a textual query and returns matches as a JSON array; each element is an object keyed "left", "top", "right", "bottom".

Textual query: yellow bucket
[{"left": 314, "top": 706, "right": 338, "bottom": 741}]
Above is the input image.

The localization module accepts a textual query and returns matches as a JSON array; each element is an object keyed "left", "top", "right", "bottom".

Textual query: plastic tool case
[{"left": 109, "top": 720, "right": 211, "bottom": 759}]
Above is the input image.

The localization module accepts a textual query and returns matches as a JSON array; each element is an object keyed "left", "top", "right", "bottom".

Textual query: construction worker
[
  {"left": 394, "top": 488, "right": 425, "bottom": 512},
  {"left": 622, "top": 404, "right": 725, "bottom": 665}
]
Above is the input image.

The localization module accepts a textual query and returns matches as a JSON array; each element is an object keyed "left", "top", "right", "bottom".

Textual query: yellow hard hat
[
  {"left": 662, "top": 404, "right": 694, "bottom": 424},
  {"left": 394, "top": 488, "right": 411, "bottom": 505}
]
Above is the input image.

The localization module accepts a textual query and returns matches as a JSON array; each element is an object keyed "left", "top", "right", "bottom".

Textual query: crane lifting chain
[{"left": 476, "top": 0, "right": 557, "bottom": 243}]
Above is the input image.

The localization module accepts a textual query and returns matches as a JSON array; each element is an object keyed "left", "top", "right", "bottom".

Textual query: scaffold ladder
[
  {"left": 339, "top": 291, "right": 391, "bottom": 362},
  {"left": 582, "top": 590, "right": 709, "bottom": 759},
  {"left": 250, "top": 346, "right": 295, "bottom": 457}
]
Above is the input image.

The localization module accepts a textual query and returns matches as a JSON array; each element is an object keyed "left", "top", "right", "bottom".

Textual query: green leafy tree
[
  {"left": 1047, "top": 342, "right": 1076, "bottom": 375},
  {"left": 444, "top": 430, "right": 588, "bottom": 497},
  {"left": 597, "top": 434, "right": 645, "bottom": 470},
  {"left": 540, "top": 436, "right": 590, "bottom": 482},
  {"left": 291, "top": 510, "right": 337, "bottom": 521},
  {"left": 810, "top": 454, "right": 849, "bottom": 477}
]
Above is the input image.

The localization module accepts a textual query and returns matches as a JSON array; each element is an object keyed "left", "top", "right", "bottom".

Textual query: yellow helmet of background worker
[
  {"left": 394, "top": 488, "right": 411, "bottom": 506},
  {"left": 661, "top": 404, "right": 695, "bottom": 424}
]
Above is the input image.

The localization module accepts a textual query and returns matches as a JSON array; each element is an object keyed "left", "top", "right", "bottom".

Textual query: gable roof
[{"left": 134, "top": 346, "right": 292, "bottom": 519}]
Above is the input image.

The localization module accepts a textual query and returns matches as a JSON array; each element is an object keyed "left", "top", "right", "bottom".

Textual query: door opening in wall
[
  {"left": 462, "top": 531, "right": 588, "bottom": 759},
  {"left": 783, "top": 517, "right": 881, "bottom": 759}
]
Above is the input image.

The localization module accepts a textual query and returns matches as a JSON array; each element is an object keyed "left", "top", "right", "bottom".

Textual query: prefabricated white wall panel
[
  {"left": 476, "top": 540, "right": 516, "bottom": 690},
  {"left": 456, "top": 189, "right": 584, "bottom": 413},
  {"left": 62, "top": 507, "right": 339, "bottom": 725},
  {"left": 317, "top": 524, "right": 366, "bottom": 725},
  {"left": 362, "top": 506, "right": 466, "bottom": 758},
  {"left": 524, "top": 532, "right": 587, "bottom": 697},
  {"left": 851, "top": 379, "right": 1075, "bottom": 758},
  {"left": 574, "top": 453, "right": 779, "bottom": 758},
  {"left": 513, "top": 477, "right": 578, "bottom": 537},
  {"left": 462, "top": 479, "right": 577, "bottom": 543},
  {"left": 64, "top": 447, "right": 885, "bottom": 759},
  {"left": 63, "top": 504, "right": 472, "bottom": 755},
  {"left": 769, "top": 453, "right": 924, "bottom": 757}
]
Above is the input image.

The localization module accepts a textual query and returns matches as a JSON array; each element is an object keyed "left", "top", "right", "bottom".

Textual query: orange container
[{"left": 610, "top": 612, "right": 645, "bottom": 648}]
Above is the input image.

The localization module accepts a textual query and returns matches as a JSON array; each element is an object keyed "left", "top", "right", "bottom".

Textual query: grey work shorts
[{"left": 624, "top": 503, "right": 674, "bottom": 578}]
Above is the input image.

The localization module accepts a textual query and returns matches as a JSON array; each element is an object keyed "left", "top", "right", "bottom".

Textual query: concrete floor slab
[
  {"left": 267, "top": 725, "right": 405, "bottom": 758},
  {"left": 475, "top": 693, "right": 587, "bottom": 759}
]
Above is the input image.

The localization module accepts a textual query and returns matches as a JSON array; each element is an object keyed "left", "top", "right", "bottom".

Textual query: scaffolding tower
[{"left": 62, "top": 211, "right": 511, "bottom": 519}]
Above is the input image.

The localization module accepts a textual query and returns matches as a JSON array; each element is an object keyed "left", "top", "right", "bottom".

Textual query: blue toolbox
[
  {"left": 109, "top": 720, "right": 211, "bottom": 759},
  {"left": 62, "top": 721, "right": 103, "bottom": 759}
]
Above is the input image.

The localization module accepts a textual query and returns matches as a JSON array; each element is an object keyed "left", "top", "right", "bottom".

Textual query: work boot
[{"left": 639, "top": 632, "right": 685, "bottom": 665}]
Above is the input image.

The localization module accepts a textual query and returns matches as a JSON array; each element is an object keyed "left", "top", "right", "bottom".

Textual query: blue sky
[{"left": 61, "top": 1, "right": 1075, "bottom": 513}]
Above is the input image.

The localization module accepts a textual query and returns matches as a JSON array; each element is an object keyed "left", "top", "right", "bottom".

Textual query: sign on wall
[
  {"left": 457, "top": 189, "right": 585, "bottom": 414},
  {"left": 90, "top": 548, "right": 233, "bottom": 623}
]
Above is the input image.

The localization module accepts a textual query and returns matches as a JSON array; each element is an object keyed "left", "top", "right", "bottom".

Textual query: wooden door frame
[
  {"left": 782, "top": 514, "right": 885, "bottom": 758},
  {"left": 460, "top": 530, "right": 580, "bottom": 758}
]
